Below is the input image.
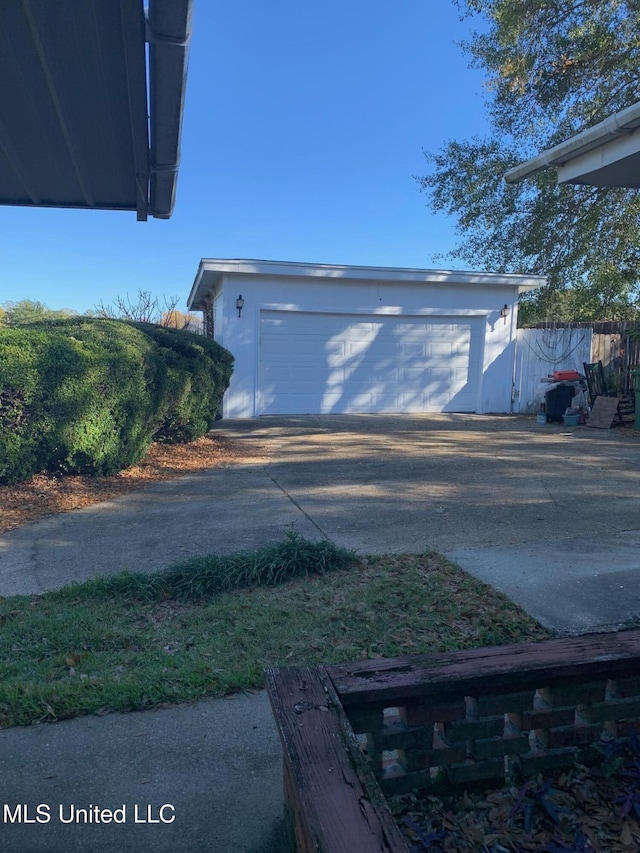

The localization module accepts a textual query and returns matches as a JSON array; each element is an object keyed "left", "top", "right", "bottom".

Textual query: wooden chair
[{"left": 583, "top": 360, "right": 635, "bottom": 424}]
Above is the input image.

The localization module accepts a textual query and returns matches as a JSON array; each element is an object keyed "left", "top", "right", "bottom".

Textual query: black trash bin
[{"left": 545, "top": 384, "right": 575, "bottom": 422}]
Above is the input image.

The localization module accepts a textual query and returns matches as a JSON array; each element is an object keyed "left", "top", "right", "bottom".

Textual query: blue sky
[{"left": 0, "top": 1, "right": 490, "bottom": 315}]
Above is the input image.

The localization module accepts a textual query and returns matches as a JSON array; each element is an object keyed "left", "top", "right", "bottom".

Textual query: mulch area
[
  {"left": 0, "top": 433, "right": 253, "bottom": 534},
  {"left": 391, "top": 743, "right": 640, "bottom": 852}
]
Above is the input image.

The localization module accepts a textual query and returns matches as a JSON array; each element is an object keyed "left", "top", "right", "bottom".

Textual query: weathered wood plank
[
  {"left": 265, "top": 665, "right": 408, "bottom": 853},
  {"left": 589, "top": 697, "right": 640, "bottom": 723},
  {"left": 546, "top": 724, "right": 604, "bottom": 749},
  {"left": 447, "top": 759, "right": 506, "bottom": 785},
  {"left": 328, "top": 631, "right": 640, "bottom": 707},
  {"left": 614, "top": 676, "right": 640, "bottom": 698},
  {"left": 403, "top": 744, "right": 467, "bottom": 770},
  {"left": 470, "top": 735, "right": 530, "bottom": 761},
  {"left": 545, "top": 681, "right": 607, "bottom": 705},
  {"left": 518, "top": 750, "right": 580, "bottom": 777},
  {"left": 475, "top": 690, "right": 537, "bottom": 716},
  {"left": 379, "top": 727, "right": 434, "bottom": 752},
  {"left": 444, "top": 716, "right": 505, "bottom": 743},
  {"left": 402, "top": 699, "right": 466, "bottom": 727},
  {"left": 346, "top": 707, "right": 384, "bottom": 734},
  {"left": 522, "top": 707, "right": 577, "bottom": 730}
]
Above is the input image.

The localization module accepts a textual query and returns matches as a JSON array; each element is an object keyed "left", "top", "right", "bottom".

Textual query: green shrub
[
  {"left": 0, "top": 319, "right": 234, "bottom": 484},
  {"left": 0, "top": 320, "right": 159, "bottom": 480},
  {"left": 130, "top": 323, "right": 233, "bottom": 443},
  {"left": 0, "top": 329, "right": 52, "bottom": 482}
]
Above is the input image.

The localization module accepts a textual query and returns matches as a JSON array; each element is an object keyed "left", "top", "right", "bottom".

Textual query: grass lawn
[{"left": 0, "top": 538, "right": 551, "bottom": 728}]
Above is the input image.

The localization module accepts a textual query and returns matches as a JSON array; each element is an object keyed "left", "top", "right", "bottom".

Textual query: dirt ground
[{"left": 0, "top": 434, "right": 245, "bottom": 534}]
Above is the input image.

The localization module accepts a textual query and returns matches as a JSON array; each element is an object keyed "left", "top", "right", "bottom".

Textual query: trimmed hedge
[
  {"left": 129, "top": 323, "right": 233, "bottom": 443},
  {"left": 0, "top": 319, "right": 233, "bottom": 483}
]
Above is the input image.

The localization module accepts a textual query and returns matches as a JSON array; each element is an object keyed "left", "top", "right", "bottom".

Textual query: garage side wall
[{"left": 218, "top": 274, "right": 519, "bottom": 418}]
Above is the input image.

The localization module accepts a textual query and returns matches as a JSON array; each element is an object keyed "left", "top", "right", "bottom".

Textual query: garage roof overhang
[
  {"left": 504, "top": 102, "right": 640, "bottom": 189},
  {"left": 0, "top": 0, "right": 192, "bottom": 221},
  {"left": 187, "top": 259, "right": 545, "bottom": 310}
]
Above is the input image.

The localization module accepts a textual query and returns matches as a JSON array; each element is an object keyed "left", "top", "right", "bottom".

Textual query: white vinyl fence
[{"left": 514, "top": 327, "right": 593, "bottom": 413}]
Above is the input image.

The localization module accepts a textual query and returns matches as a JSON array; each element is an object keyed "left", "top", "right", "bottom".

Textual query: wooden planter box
[{"left": 265, "top": 629, "right": 640, "bottom": 852}]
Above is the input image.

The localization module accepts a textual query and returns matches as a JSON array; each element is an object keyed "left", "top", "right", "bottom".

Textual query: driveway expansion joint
[{"left": 261, "top": 466, "right": 331, "bottom": 542}]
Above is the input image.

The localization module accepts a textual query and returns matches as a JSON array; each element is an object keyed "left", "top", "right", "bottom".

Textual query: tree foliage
[
  {"left": 420, "top": 0, "right": 640, "bottom": 324},
  {"left": 0, "top": 299, "right": 77, "bottom": 327}
]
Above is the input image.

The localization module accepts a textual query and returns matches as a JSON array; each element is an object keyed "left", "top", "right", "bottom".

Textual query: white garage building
[{"left": 187, "top": 259, "right": 544, "bottom": 419}]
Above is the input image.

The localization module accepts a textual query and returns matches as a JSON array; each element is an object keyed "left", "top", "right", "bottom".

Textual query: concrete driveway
[
  {"left": 1, "top": 413, "right": 639, "bottom": 632},
  {"left": 220, "top": 414, "right": 640, "bottom": 634},
  {"left": 2, "top": 413, "right": 640, "bottom": 853}
]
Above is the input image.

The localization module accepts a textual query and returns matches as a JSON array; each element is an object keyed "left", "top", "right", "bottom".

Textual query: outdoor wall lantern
[
  {"left": 236, "top": 294, "right": 245, "bottom": 318},
  {"left": 500, "top": 303, "right": 509, "bottom": 324}
]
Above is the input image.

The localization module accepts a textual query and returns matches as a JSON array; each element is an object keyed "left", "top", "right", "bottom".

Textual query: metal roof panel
[{"left": 0, "top": 0, "right": 191, "bottom": 220}]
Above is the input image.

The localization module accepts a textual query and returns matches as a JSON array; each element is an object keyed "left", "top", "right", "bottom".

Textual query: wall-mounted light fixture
[
  {"left": 236, "top": 294, "right": 245, "bottom": 318},
  {"left": 500, "top": 304, "right": 509, "bottom": 324}
]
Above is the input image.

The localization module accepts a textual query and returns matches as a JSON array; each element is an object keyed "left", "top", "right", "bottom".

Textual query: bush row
[{"left": 0, "top": 318, "right": 233, "bottom": 483}]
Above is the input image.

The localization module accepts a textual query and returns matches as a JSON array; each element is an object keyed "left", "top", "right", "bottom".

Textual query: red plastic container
[{"left": 553, "top": 370, "right": 580, "bottom": 381}]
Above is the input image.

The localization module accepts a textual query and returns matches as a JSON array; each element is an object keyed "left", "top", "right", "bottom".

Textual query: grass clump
[
  {"left": 68, "top": 532, "right": 356, "bottom": 602},
  {"left": 0, "top": 542, "right": 552, "bottom": 728}
]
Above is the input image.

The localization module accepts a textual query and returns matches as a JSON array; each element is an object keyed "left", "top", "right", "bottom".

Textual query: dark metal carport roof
[{"left": 0, "top": 0, "right": 192, "bottom": 220}]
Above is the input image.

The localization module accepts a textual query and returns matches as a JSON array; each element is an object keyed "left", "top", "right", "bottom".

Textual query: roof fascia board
[
  {"left": 187, "top": 261, "right": 218, "bottom": 309},
  {"left": 187, "top": 259, "right": 545, "bottom": 309},
  {"left": 197, "top": 258, "right": 545, "bottom": 290}
]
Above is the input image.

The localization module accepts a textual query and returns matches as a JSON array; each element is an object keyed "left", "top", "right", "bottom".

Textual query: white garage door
[{"left": 257, "top": 311, "right": 483, "bottom": 415}]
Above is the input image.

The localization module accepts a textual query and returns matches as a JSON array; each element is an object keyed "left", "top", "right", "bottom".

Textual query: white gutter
[
  {"left": 505, "top": 101, "right": 640, "bottom": 184},
  {"left": 145, "top": 0, "right": 194, "bottom": 219}
]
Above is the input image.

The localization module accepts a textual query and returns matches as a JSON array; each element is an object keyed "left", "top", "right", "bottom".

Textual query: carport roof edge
[
  {"left": 0, "top": 0, "right": 193, "bottom": 221},
  {"left": 187, "top": 259, "right": 546, "bottom": 310}
]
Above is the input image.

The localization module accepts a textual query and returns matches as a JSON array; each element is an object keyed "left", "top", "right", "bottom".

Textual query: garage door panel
[
  {"left": 258, "top": 311, "right": 482, "bottom": 414},
  {"left": 429, "top": 342, "right": 454, "bottom": 357},
  {"left": 401, "top": 342, "right": 426, "bottom": 358},
  {"left": 371, "top": 368, "right": 400, "bottom": 384}
]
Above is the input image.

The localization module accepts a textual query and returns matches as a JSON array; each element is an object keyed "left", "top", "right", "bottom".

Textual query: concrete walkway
[
  {"left": 1, "top": 414, "right": 639, "bottom": 851},
  {"left": 0, "top": 692, "right": 284, "bottom": 853}
]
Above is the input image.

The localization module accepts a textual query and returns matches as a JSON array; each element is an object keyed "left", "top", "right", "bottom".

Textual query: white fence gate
[{"left": 514, "top": 327, "right": 593, "bottom": 414}]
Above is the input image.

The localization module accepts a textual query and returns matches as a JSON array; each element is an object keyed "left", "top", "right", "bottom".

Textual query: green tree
[
  {"left": 1, "top": 299, "right": 77, "bottom": 327},
  {"left": 419, "top": 0, "right": 640, "bottom": 324}
]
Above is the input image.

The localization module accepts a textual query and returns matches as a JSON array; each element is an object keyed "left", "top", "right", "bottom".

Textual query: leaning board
[{"left": 587, "top": 396, "right": 619, "bottom": 429}]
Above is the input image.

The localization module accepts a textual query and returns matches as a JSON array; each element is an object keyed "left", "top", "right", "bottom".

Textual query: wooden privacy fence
[{"left": 266, "top": 629, "right": 640, "bottom": 852}]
